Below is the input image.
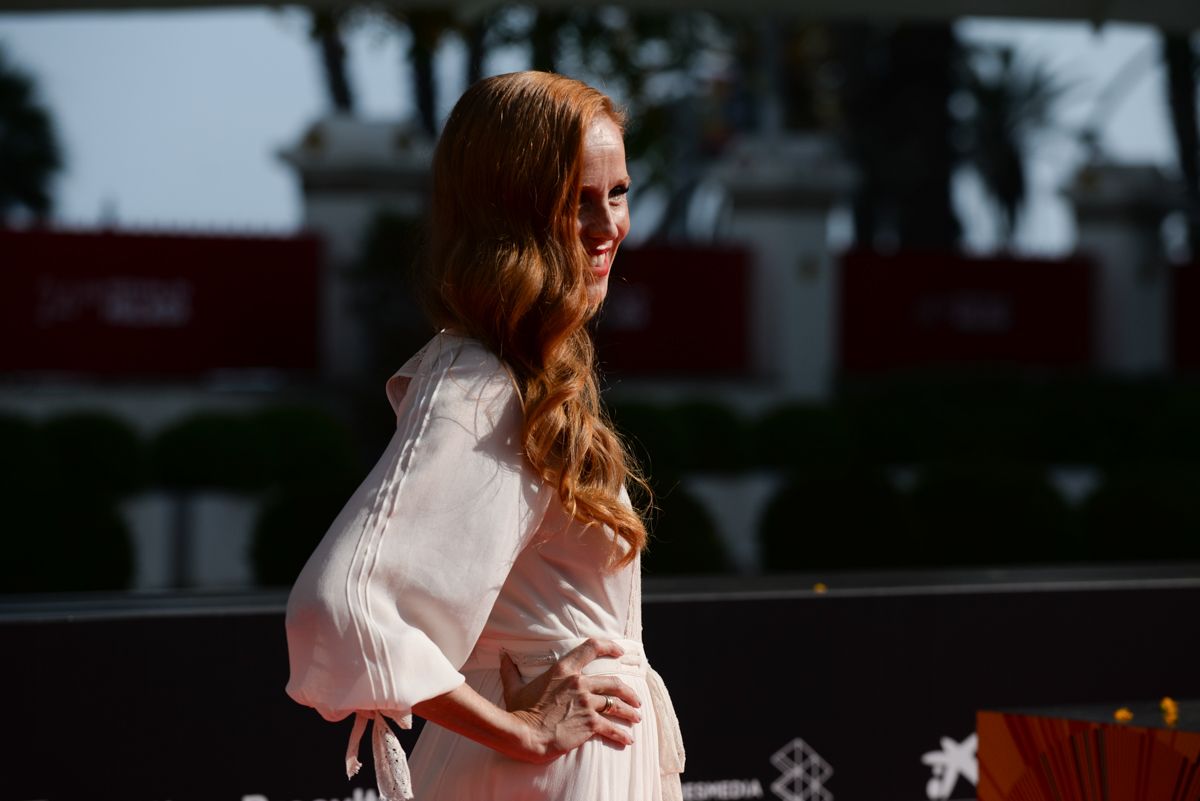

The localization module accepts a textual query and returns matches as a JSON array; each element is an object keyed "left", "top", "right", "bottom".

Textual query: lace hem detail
[{"left": 345, "top": 711, "right": 414, "bottom": 801}]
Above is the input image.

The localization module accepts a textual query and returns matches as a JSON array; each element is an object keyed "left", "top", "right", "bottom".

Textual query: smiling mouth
[{"left": 589, "top": 249, "right": 613, "bottom": 277}]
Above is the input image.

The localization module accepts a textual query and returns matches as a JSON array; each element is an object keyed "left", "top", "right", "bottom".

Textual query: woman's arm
[{"left": 413, "top": 638, "right": 643, "bottom": 763}]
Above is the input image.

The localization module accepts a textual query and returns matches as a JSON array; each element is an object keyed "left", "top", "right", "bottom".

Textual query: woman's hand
[{"left": 499, "top": 637, "right": 643, "bottom": 763}]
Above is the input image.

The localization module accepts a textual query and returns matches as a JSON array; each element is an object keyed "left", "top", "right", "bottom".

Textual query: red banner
[
  {"left": 0, "top": 228, "right": 321, "bottom": 376},
  {"left": 839, "top": 249, "right": 1094, "bottom": 371},
  {"left": 595, "top": 245, "right": 750, "bottom": 376},
  {"left": 1172, "top": 263, "right": 1200, "bottom": 371}
]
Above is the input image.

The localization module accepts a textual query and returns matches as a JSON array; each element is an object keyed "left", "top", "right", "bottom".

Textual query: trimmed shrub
[
  {"left": 1079, "top": 468, "right": 1200, "bottom": 561},
  {"left": 250, "top": 478, "right": 356, "bottom": 587},
  {"left": 39, "top": 412, "right": 144, "bottom": 498},
  {"left": 906, "top": 462, "right": 1078, "bottom": 566},
  {"left": 607, "top": 402, "right": 688, "bottom": 480},
  {"left": 753, "top": 405, "right": 858, "bottom": 471},
  {"left": 759, "top": 465, "right": 905, "bottom": 571},
  {"left": 641, "top": 484, "right": 731, "bottom": 576},
  {"left": 0, "top": 413, "right": 40, "bottom": 496},
  {"left": 247, "top": 405, "right": 360, "bottom": 487},
  {"left": 151, "top": 412, "right": 262, "bottom": 492},
  {"left": 671, "top": 401, "right": 749, "bottom": 473},
  {"left": 2, "top": 492, "right": 133, "bottom": 592}
]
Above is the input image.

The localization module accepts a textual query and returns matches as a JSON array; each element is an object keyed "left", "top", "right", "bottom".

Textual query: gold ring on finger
[{"left": 600, "top": 694, "right": 614, "bottom": 714}]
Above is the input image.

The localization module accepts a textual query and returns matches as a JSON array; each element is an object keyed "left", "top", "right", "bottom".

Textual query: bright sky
[{"left": 0, "top": 9, "right": 1187, "bottom": 254}]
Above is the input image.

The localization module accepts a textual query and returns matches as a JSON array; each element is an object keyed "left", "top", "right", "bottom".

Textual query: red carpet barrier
[{"left": 2, "top": 567, "right": 1198, "bottom": 801}]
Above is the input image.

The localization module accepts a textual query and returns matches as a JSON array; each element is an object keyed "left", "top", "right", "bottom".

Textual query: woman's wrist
[
  {"left": 505, "top": 709, "right": 551, "bottom": 763},
  {"left": 414, "top": 684, "right": 550, "bottom": 763}
]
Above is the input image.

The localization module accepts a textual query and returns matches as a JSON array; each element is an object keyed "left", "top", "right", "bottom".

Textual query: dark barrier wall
[
  {"left": 3, "top": 569, "right": 1197, "bottom": 801},
  {"left": 0, "top": 228, "right": 321, "bottom": 375}
]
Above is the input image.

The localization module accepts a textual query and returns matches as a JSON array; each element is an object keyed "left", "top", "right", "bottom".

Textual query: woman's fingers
[
  {"left": 554, "top": 637, "right": 623, "bottom": 676},
  {"left": 498, "top": 640, "right": 649, "bottom": 759},
  {"left": 498, "top": 651, "right": 522, "bottom": 710},
  {"left": 588, "top": 676, "right": 641, "bottom": 709},
  {"left": 594, "top": 718, "right": 635, "bottom": 748},
  {"left": 593, "top": 692, "right": 641, "bottom": 725},
  {"left": 588, "top": 676, "right": 642, "bottom": 725}
]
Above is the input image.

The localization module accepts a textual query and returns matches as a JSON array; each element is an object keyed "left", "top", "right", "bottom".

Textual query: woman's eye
[{"left": 610, "top": 184, "right": 630, "bottom": 200}]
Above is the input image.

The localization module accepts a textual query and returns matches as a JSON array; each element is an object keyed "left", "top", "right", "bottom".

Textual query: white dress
[{"left": 285, "top": 332, "right": 684, "bottom": 801}]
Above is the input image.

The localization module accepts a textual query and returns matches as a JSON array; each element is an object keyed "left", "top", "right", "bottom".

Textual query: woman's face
[{"left": 577, "top": 116, "right": 630, "bottom": 305}]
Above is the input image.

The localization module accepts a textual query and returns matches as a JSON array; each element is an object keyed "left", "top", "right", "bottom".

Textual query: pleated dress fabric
[{"left": 285, "top": 332, "right": 683, "bottom": 801}]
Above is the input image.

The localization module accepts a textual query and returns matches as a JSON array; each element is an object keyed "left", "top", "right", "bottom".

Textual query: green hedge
[
  {"left": 608, "top": 400, "right": 749, "bottom": 477},
  {"left": 641, "top": 483, "right": 731, "bottom": 575},
  {"left": 758, "top": 462, "right": 1082, "bottom": 571},
  {"left": 151, "top": 412, "right": 262, "bottom": 492},
  {"left": 148, "top": 405, "right": 364, "bottom": 588},
  {"left": 759, "top": 465, "right": 905, "bottom": 571},
  {"left": 754, "top": 405, "right": 858, "bottom": 471},
  {"left": 1079, "top": 468, "right": 1200, "bottom": 561},
  {"left": 612, "top": 378, "right": 1200, "bottom": 475},
  {"left": 1, "top": 496, "right": 134, "bottom": 592},
  {"left": 40, "top": 412, "right": 145, "bottom": 497},
  {"left": 0, "top": 412, "right": 140, "bottom": 593},
  {"left": 0, "top": 414, "right": 40, "bottom": 496},
  {"left": 251, "top": 477, "right": 357, "bottom": 587},
  {"left": 904, "top": 462, "right": 1079, "bottom": 566}
]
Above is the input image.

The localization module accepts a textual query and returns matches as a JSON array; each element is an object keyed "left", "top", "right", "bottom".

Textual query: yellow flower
[
  {"left": 813, "top": 582, "right": 828, "bottom": 594},
  {"left": 1114, "top": 707, "right": 1133, "bottom": 723},
  {"left": 1161, "top": 697, "right": 1179, "bottom": 727}
]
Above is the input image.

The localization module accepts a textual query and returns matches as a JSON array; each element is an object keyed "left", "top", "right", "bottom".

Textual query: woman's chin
[{"left": 587, "top": 276, "right": 610, "bottom": 307}]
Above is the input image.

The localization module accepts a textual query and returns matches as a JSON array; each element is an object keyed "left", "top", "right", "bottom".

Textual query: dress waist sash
[
  {"left": 466, "top": 636, "right": 686, "bottom": 801},
  {"left": 346, "top": 636, "right": 685, "bottom": 801}
]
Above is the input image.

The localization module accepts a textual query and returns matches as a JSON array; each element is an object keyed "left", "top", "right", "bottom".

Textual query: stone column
[
  {"left": 1066, "top": 163, "right": 1182, "bottom": 375},
  {"left": 711, "top": 133, "right": 855, "bottom": 401},
  {"left": 280, "top": 116, "right": 433, "bottom": 380}
]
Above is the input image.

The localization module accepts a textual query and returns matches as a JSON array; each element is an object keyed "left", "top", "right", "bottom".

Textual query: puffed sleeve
[{"left": 285, "top": 335, "right": 548, "bottom": 723}]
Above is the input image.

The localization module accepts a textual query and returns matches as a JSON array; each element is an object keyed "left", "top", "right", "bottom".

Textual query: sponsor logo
[
  {"left": 682, "top": 779, "right": 766, "bottom": 800},
  {"left": 37, "top": 276, "right": 194, "bottom": 328},
  {"left": 770, "top": 738, "right": 833, "bottom": 801},
  {"left": 243, "top": 790, "right": 378, "bottom": 801},
  {"left": 680, "top": 737, "right": 834, "bottom": 801},
  {"left": 921, "top": 732, "right": 978, "bottom": 801}
]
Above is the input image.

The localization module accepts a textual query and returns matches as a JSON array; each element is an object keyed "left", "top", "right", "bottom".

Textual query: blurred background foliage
[
  {"left": 0, "top": 10, "right": 1196, "bottom": 591},
  {"left": 0, "top": 46, "right": 62, "bottom": 224},
  {"left": 0, "top": 405, "right": 360, "bottom": 593},
  {"left": 300, "top": 8, "right": 1095, "bottom": 248},
  {"left": 7, "top": 372, "right": 1200, "bottom": 592}
]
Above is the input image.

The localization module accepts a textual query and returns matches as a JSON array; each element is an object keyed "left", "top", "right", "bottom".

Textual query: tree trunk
[
  {"left": 835, "top": 23, "right": 962, "bottom": 251},
  {"left": 1163, "top": 32, "right": 1200, "bottom": 255},
  {"left": 466, "top": 19, "right": 486, "bottom": 86},
  {"left": 890, "top": 24, "right": 961, "bottom": 249},
  {"left": 411, "top": 43, "right": 436, "bottom": 135},
  {"left": 530, "top": 11, "right": 565, "bottom": 73},
  {"left": 311, "top": 10, "right": 355, "bottom": 114},
  {"left": 408, "top": 12, "right": 446, "bottom": 137}
]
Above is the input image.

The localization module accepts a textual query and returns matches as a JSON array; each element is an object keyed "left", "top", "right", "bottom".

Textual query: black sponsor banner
[{"left": 2, "top": 569, "right": 1197, "bottom": 801}]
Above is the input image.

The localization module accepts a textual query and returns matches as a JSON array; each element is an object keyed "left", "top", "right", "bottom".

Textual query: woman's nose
[{"left": 582, "top": 205, "right": 618, "bottom": 240}]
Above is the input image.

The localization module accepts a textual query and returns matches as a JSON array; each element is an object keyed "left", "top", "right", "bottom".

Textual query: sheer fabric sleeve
[{"left": 285, "top": 336, "right": 548, "bottom": 723}]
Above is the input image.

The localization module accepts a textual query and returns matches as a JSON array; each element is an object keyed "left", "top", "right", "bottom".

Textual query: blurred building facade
[{"left": 3, "top": 115, "right": 1197, "bottom": 587}]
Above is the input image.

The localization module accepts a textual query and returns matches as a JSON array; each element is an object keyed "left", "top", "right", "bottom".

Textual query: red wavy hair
[{"left": 419, "top": 71, "right": 647, "bottom": 566}]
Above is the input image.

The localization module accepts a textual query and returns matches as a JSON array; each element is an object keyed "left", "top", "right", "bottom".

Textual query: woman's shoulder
[
  {"left": 386, "top": 331, "right": 516, "bottom": 414},
  {"left": 391, "top": 330, "right": 496, "bottom": 374}
]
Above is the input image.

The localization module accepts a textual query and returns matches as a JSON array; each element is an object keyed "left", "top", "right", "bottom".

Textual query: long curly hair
[{"left": 419, "top": 71, "right": 647, "bottom": 566}]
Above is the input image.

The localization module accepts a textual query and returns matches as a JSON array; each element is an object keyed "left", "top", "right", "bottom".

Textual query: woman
[{"left": 285, "top": 71, "right": 685, "bottom": 801}]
